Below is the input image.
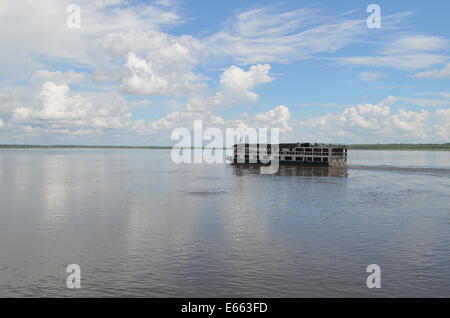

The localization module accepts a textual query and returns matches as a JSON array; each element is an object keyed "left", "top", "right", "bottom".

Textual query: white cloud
[
  {"left": 338, "top": 34, "right": 450, "bottom": 70},
  {"left": 382, "top": 35, "right": 449, "bottom": 54},
  {"left": 208, "top": 7, "right": 366, "bottom": 64},
  {"left": 0, "top": 2, "right": 413, "bottom": 74},
  {"left": 219, "top": 64, "right": 273, "bottom": 101},
  {"left": 434, "top": 109, "right": 450, "bottom": 140},
  {"left": 1, "top": 2, "right": 448, "bottom": 144},
  {"left": 132, "top": 111, "right": 224, "bottom": 135},
  {"left": 414, "top": 92, "right": 450, "bottom": 99},
  {"left": 93, "top": 29, "right": 202, "bottom": 62},
  {"left": 223, "top": 105, "right": 293, "bottom": 134},
  {"left": 132, "top": 105, "right": 292, "bottom": 135},
  {"left": 0, "top": 0, "right": 183, "bottom": 77},
  {"left": 0, "top": 87, "right": 31, "bottom": 113},
  {"left": 120, "top": 52, "right": 206, "bottom": 97},
  {"left": 208, "top": 7, "right": 413, "bottom": 64},
  {"left": 358, "top": 71, "right": 385, "bottom": 82},
  {"left": 339, "top": 54, "right": 448, "bottom": 70},
  {"left": 413, "top": 62, "right": 450, "bottom": 79},
  {"left": 253, "top": 105, "right": 292, "bottom": 133},
  {"left": 92, "top": 68, "right": 121, "bottom": 83},
  {"left": 391, "top": 109, "right": 430, "bottom": 138},
  {"left": 31, "top": 70, "right": 87, "bottom": 85},
  {"left": 187, "top": 64, "right": 273, "bottom": 111},
  {"left": 92, "top": 28, "right": 207, "bottom": 96},
  {"left": 398, "top": 97, "right": 450, "bottom": 107},
  {"left": 12, "top": 81, "right": 132, "bottom": 132},
  {"left": 306, "top": 96, "right": 430, "bottom": 140}
]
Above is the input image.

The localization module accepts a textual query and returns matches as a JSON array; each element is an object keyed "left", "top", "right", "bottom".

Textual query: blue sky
[{"left": 0, "top": 0, "right": 449, "bottom": 145}]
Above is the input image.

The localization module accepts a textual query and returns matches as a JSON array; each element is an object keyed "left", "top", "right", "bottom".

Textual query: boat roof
[{"left": 233, "top": 143, "right": 348, "bottom": 148}]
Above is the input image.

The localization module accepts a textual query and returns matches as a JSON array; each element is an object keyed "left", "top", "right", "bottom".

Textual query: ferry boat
[{"left": 228, "top": 143, "right": 348, "bottom": 167}]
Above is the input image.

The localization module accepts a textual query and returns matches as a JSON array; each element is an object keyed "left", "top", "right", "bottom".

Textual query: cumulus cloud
[
  {"left": 434, "top": 109, "right": 450, "bottom": 140},
  {"left": 219, "top": 64, "right": 274, "bottom": 101},
  {"left": 252, "top": 105, "right": 292, "bottom": 133},
  {"left": 132, "top": 105, "right": 292, "bottom": 135},
  {"left": 92, "top": 29, "right": 208, "bottom": 96},
  {"left": 222, "top": 105, "right": 293, "bottom": 135},
  {"left": 0, "top": 87, "right": 31, "bottom": 113},
  {"left": 93, "top": 29, "right": 202, "bottom": 62},
  {"left": 132, "top": 111, "right": 225, "bottom": 135},
  {"left": 306, "top": 96, "right": 430, "bottom": 140},
  {"left": 1, "top": 2, "right": 448, "bottom": 144},
  {"left": 12, "top": 81, "right": 132, "bottom": 133},
  {"left": 120, "top": 51, "right": 206, "bottom": 97},
  {"left": 187, "top": 64, "right": 273, "bottom": 111},
  {"left": 0, "top": 0, "right": 184, "bottom": 78}
]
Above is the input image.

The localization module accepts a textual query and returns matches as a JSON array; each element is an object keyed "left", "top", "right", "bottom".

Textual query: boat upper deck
[{"left": 233, "top": 143, "right": 348, "bottom": 151}]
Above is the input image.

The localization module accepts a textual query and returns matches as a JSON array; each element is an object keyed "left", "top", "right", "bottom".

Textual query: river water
[{"left": 0, "top": 149, "right": 449, "bottom": 297}]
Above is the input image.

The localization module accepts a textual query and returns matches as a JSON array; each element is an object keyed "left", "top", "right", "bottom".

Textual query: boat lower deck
[{"left": 230, "top": 159, "right": 331, "bottom": 167}]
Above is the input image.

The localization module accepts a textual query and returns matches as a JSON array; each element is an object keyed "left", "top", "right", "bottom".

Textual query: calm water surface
[{"left": 0, "top": 149, "right": 449, "bottom": 297}]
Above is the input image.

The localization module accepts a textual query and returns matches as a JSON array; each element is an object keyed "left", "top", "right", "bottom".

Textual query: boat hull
[{"left": 230, "top": 159, "right": 331, "bottom": 167}]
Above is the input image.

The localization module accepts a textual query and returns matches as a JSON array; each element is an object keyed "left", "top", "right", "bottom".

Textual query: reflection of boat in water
[{"left": 231, "top": 164, "right": 348, "bottom": 178}]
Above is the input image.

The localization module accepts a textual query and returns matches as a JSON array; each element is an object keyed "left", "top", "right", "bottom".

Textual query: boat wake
[{"left": 349, "top": 165, "right": 450, "bottom": 177}]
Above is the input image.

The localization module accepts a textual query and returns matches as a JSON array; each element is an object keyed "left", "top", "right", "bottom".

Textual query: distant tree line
[
  {"left": 348, "top": 143, "right": 450, "bottom": 150},
  {"left": 0, "top": 144, "right": 449, "bottom": 150}
]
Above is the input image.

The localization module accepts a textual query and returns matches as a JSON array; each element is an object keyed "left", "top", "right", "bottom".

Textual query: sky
[{"left": 0, "top": 0, "right": 449, "bottom": 145}]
